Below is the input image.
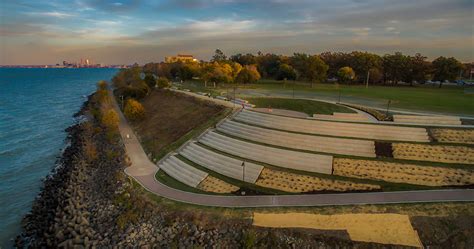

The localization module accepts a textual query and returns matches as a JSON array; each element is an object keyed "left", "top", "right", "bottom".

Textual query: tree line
[{"left": 114, "top": 49, "right": 470, "bottom": 99}]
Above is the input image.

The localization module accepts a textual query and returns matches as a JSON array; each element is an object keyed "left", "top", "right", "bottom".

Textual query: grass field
[
  {"left": 179, "top": 80, "right": 474, "bottom": 115},
  {"left": 245, "top": 97, "right": 355, "bottom": 115},
  {"left": 250, "top": 80, "right": 474, "bottom": 115},
  {"left": 129, "top": 89, "right": 230, "bottom": 161}
]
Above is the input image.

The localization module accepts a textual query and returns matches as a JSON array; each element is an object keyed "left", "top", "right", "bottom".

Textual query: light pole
[
  {"left": 386, "top": 99, "right": 391, "bottom": 116},
  {"left": 292, "top": 80, "right": 295, "bottom": 99},
  {"left": 366, "top": 70, "right": 370, "bottom": 89},
  {"left": 233, "top": 86, "right": 236, "bottom": 108},
  {"left": 241, "top": 161, "right": 246, "bottom": 182}
]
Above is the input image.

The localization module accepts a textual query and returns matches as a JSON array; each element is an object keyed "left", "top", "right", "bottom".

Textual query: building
[{"left": 165, "top": 54, "right": 198, "bottom": 63}]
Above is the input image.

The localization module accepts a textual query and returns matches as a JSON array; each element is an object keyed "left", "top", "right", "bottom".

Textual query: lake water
[{"left": 0, "top": 68, "right": 118, "bottom": 247}]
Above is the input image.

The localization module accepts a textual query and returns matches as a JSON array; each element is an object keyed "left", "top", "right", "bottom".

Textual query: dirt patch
[
  {"left": 375, "top": 141, "right": 394, "bottom": 158},
  {"left": 197, "top": 176, "right": 239, "bottom": 194},
  {"left": 130, "top": 89, "right": 225, "bottom": 158},
  {"left": 392, "top": 143, "right": 474, "bottom": 165},
  {"left": 333, "top": 158, "right": 474, "bottom": 186},
  {"left": 411, "top": 215, "right": 474, "bottom": 248},
  {"left": 253, "top": 212, "right": 423, "bottom": 248},
  {"left": 255, "top": 168, "right": 380, "bottom": 193},
  {"left": 430, "top": 128, "right": 474, "bottom": 144}
]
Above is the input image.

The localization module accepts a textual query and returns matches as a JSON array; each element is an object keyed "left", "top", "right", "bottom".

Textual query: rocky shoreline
[{"left": 14, "top": 94, "right": 379, "bottom": 248}]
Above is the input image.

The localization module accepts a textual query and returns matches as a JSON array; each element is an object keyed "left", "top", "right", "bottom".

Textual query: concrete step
[{"left": 199, "top": 131, "right": 334, "bottom": 174}]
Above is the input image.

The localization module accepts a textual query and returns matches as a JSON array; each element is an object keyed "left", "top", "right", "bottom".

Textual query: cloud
[{"left": 25, "top": 11, "right": 75, "bottom": 18}]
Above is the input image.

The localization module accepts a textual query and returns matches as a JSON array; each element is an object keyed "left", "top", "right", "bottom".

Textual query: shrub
[
  {"left": 101, "top": 109, "right": 119, "bottom": 129},
  {"left": 97, "top": 80, "right": 108, "bottom": 90},
  {"left": 156, "top": 77, "right": 171, "bottom": 89},
  {"left": 124, "top": 99, "right": 145, "bottom": 121}
]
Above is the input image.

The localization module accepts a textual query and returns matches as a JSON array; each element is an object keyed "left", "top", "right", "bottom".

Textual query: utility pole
[
  {"left": 241, "top": 161, "right": 246, "bottom": 182},
  {"left": 386, "top": 99, "right": 391, "bottom": 116},
  {"left": 292, "top": 80, "right": 295, "bottom": 99},
  {"left": 233, "top": 86, "right": 236, "bottom": 108},
  {"left": 338, "top": 90, "right": 341, "bottom": 104},
  {"left": 366, "top": 70, "right": 370, "bottom": 89}
]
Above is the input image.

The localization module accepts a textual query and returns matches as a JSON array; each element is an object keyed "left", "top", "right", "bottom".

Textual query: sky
[{"left": 1, "top": 0, "right": 473, "bottom": 65}]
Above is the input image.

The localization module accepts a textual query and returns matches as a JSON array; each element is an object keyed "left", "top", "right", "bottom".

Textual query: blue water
[{"left": 0, "top": 68, "right": 118, "bottom": 247}]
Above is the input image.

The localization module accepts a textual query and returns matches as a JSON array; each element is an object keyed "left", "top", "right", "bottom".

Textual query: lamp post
[
  {"left": 386, "top": 99, "right": 391, "bottom": 116},
  {"left": 241, "top": 161, "right": 246, "bottom": 182},
  {"left": 233, "top": 86, "right": 236, "bottom": 108},
  {"left": 292, "top": 80, "right": 295, "bottom": 99}
]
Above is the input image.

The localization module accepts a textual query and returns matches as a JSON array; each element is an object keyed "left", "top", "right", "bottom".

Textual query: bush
[
  {"left": 124, "top": 99, "right": 145, "bottom": 121},
  {"left": 101, "top": 109, "right": 119, "bottom": 129},
  {"left": 156, "top": 77, "right": 171, "bottom": 89},
  {"left": 97, "top": 80, "right": 108, "bottom": 90}
]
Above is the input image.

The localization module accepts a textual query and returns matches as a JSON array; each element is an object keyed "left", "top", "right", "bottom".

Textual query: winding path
[{"left": 111, "top": 90, "right": 474, "bottom": 207}]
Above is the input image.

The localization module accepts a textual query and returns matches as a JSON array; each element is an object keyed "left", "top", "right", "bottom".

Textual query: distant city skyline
[{"left": 1, "top": 0, "right": 473, "bottom": 65}]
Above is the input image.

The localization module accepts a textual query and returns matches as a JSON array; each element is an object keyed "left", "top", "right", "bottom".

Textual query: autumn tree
[
  {"left": 124, "top": 99, "right": 145, "bottom": 121},
  {"left": 101, "top": 109, "right": 119, "bottom": 129},
  {"left": 337, "top": 67, "right": 355, "bottom": 83},
  {"left": 156, "top": 78, "right": 171, "bottom": 89},
  {"left": 235, "top": 65, "right": 261, "bottom": 83}
]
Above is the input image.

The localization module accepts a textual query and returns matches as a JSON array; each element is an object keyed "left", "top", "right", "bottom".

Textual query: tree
[
  {"left": 406, "top": 53, "right": 430, "bottom": 85},
  {"left": 382, "top": 52, "right": 409, "bottom": 85},
  {"left": 97, "top": 80, "right": 108, "bottom": 90},
  {"left": 230, "top": 53, "right": 257, "bottom": 65},
  {"left": 144, "top": 73, "right": 156, "bottom": 88},
  {"left": 290, "top": 54, "right": 328, "bottom": 87},
  {"left": 124, "top": 99, "right": 145, "bottom": 121},
  {"left": 432, "top": 56, "right": 464, "bottom": 87},
  {"left": 201, "top": 62, "right": 233, "bottom": 85},
  {"left": 101, "top": 109, "right": 119, "bottom": 129},
  {"left": 257, "top": 53, "right": 285, "bottom": 79},
  {"left": 235, "top": 65, "right": 261, "bottom": 83},
  {"left": 337, "top": 67, "right": 355, "bottom": 83},
  {"left": 212, "top": 49, "right": 227, "bottom": 62},
  {"left": 277, "top": 64, "right": 297, "bottom": 80},
  {"left": 320, "top": 52, "right": 351, "bottom": 78},
  {"left": 156, "top": 78, "right": 171, "bottom": 89},
  {"left": 349, "top": 51, "right": 382, "bottom": 84}
]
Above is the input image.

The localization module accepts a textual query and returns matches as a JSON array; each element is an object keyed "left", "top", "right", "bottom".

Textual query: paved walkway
[{"left": 110, "top": 90, "right": 474, "bottom": 207}]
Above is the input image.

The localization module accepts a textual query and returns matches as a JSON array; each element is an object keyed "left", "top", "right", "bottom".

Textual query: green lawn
[
  {"left": 244, "top": 80, "right": 474, "bottom": 115},
  {"left": 177, "top": 79, "right": 474, "bottom": 115},
  {"left": 246, "top": 97, "right": 355, "bottom": 115}
]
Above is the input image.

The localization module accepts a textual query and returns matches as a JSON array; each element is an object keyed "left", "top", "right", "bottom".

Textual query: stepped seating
[
  {"left": 180, "top": 143, "right": 264, "bottom": 183},
  {"left": 393, "top": 115, "right": 462, "bottom": 125},
  {"left": 218, "top": 120, "right": 375, "bottom": 157},
  {"left": 158, "top": 156, "right": 208, "bottom": 187},
  {"left": 199, "top": 131, "right": 333, "bottom": 174},
  {"left": 235, "top": 110, "right": 430, "bottom": 142},
  {"left": 312, "top": 112, "right": 370, "bottom": 122}
]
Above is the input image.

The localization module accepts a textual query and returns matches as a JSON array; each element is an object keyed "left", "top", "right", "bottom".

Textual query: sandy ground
[
  {"left": 253, "top": 212, "right": 423, "bottom": 248},
  {"left": 333, "top": 158, "right": 474, "bottom": 186},
  {"left": 198, "top": 176, "right": 239, "bottom": 193},
  {"left": 430, "top": 129, "right": 474, "bottom": 144},
  {"left": 393, "top": 143, "right": 474, "bottom": 164},
  {"left": 252, "top": 108, "right": 309, "bottom": 118},
  {"left": 256, "top": 168, "right": 379, "bottom": 192}
]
